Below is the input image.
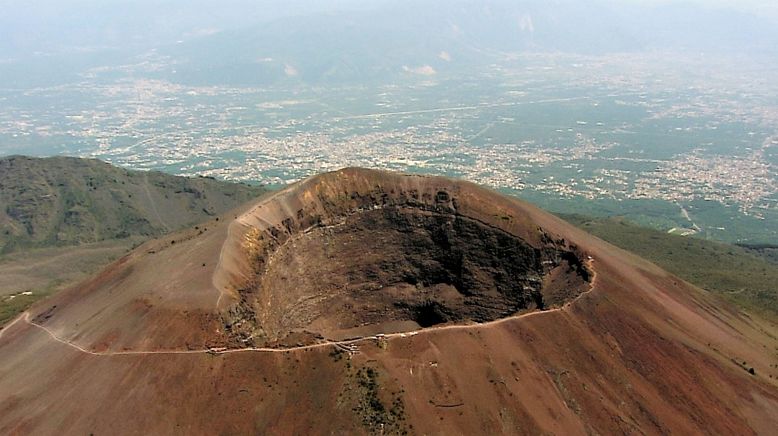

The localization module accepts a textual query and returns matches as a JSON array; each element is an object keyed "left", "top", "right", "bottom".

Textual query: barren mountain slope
[{"left": 1, "top": 168, "right": 777, "bottom": 435}]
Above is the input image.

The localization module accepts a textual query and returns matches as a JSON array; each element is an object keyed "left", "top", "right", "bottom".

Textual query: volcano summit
[
  {"left": 218, "top": 168, "right": 591, "bottom": 345},
  {"left": 1, "top": 168, "right": 777, "bottom": 435}
]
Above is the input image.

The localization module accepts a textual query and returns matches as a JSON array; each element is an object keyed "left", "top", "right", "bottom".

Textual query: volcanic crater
[
  {"left": 5, "top": 167, "right": 778, "bottom": 435},
  {"left": 219, "top": 168, "right": 591, "bottom": 346}
]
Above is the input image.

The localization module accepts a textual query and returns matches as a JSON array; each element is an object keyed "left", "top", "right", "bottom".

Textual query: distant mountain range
[
  {"left": 2, "top": 0, "right": 776, "bottom": 87},
  {"left": 158, "top": 0, "right": 778, "bottom": 86}
]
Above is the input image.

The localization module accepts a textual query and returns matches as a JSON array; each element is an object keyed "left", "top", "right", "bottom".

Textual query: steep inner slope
[{"left": 220, "top": 169, "right": 590, "bottom": 344}]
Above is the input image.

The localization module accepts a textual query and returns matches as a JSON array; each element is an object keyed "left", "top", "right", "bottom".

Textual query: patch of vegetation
[
  {"left": 329, "top": 347, "right": 345, "bottom": 362},
  {"left": 737, "top": 243, "right": 778, "bottom": 265},
  {"left": 0, "top": 289, "right": 53, "bottom": 326},
  {"left": 560, "top": 214, "right": 778, "bottom": 320},
  {"left": 348, "top": 365, "right": 407, "bottom": 435}
]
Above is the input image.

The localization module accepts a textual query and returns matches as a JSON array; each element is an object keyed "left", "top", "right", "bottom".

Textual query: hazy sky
[
  {"left": 620, "top": 0, "right": 778, "bottom": 17},
  {"left": 2, "top": 0, "right": 775, "bottom": 57},
  {"left": 2, "top": 0, "right": 776, "bottom": 19}
]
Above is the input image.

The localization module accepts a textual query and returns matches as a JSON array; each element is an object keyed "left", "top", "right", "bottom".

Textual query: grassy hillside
[
  {"left": 738, "top": 243, "right": 778, "bottom": 265},
  {"left": 0, "top": 240, "right": 144, "bottom": 325},
  {"left": 0, "top": 155, "right": 266, "bottom": 254},
  {"left": 561, "top": 214, "right": 778, "bottom": 320}
]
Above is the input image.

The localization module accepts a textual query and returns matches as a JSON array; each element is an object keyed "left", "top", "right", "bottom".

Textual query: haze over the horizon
[{"left": 2, "top": 0, "right": 776, "bottom": 59}]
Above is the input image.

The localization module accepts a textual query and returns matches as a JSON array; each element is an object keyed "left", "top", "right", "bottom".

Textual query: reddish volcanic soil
[{"left": 1, "top": 168, "right": 777, "bottom": 435}]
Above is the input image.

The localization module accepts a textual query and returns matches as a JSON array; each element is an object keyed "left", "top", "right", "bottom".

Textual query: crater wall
[{"left": 217, "top": 168, "right": 590, "bottom": 345}]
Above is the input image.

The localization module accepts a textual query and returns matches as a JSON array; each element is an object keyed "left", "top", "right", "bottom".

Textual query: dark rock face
[
  {"left": 223, "top": 171, "right": 591, "bottom": 346},
  {"left": 333, "top": 207, "right": 550, "bottom": 321}
]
